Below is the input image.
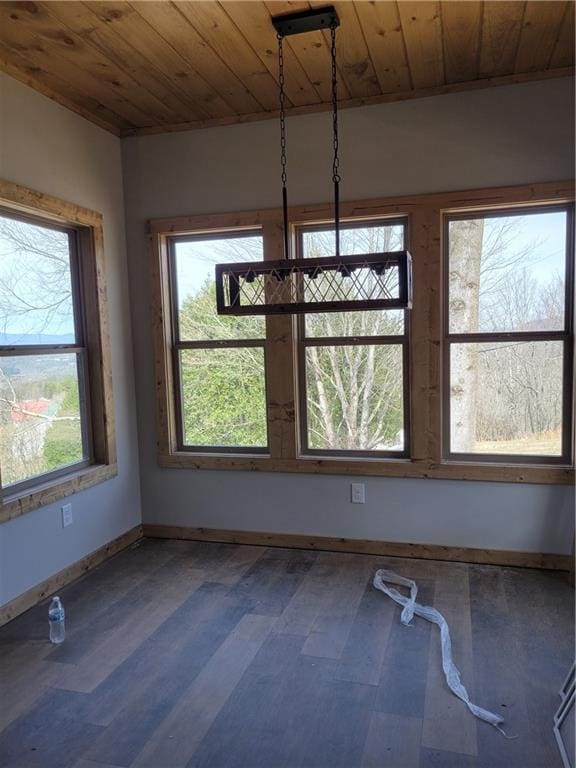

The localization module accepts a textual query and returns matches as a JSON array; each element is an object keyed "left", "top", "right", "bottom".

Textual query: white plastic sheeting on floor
[{"left": 373, "top": 568, "right": 513, "bottom": 737}]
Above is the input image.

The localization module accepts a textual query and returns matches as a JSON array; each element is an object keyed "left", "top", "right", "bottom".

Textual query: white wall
[
  {"left": 0, "top": 74, "right": 571, "bottom": 609},
  {"left": 123, "top": 78, "right": 575, "bottom": 556},
  {"left": 0, "top": 75, "right": 142, "bottom": 606}
]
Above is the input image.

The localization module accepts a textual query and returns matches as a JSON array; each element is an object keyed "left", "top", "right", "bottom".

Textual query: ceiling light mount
[{"left": 272, "top": 6, "right": 339, "bottom": 38}]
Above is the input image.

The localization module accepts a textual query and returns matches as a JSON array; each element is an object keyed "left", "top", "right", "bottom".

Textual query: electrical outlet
[
  {"left": 61, "top": 503, "right": 73, "bottom": 528},
  {"left": 350, "top": 483, "right": 365, "bottom": 504}
]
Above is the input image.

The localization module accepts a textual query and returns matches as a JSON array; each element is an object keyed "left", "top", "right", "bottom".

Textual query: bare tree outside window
[
  {"left": 169, "top": 222, "right": 409, "bottom": 456},
  {"left": 298, "top": 221, "right": 408, "bottom": 455},
  {"left": 446, "top": 207, "right": 572, "bottom": 460}
]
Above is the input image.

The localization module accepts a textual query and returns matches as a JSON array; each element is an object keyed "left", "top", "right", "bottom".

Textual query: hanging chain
[
  {"left": 330, "top": 21, "right": 341, "bottom": 259},
  {"left": 277, "top": 32, "right": 289, "bottom": 260}
]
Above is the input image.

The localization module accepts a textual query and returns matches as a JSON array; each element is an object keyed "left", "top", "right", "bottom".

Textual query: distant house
[
  {"left": 10, "top": 398, "right": 57, "bottom": 470},
  {"left": 11, "top": 398, "right": 52, "bottom": 423}
]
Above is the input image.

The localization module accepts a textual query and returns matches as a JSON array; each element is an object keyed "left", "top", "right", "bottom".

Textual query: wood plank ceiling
[{"left": 0, "top": 1, "right": 573, "bottom": 137}]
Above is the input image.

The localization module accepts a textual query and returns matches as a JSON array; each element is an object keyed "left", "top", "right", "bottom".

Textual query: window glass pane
[
  {"left": 0, "top": 214, "right": 76, "bottom": 344},
  {"left": 0, "top": 353, "right": 86, "bottom": 488},
  {"left": 301, "top": 223, "right": 405, "bottom": 337},
  {"left": 305, "top": 344, "right": 404, "bottom": 452},
  {"left": 180, "top": 347, "right": 267, "bottom": 448},
  {"left": 448, "top": 211, "right": 567, "bottom": 334},
  {"left": 301, "top": 223, "right": 404, "bottom": 258},
  {"left": 304, "top": 304, "right": 404, "bottom": 338},
  {"left": 174, "top": 234, "right": 264, "bottom": 341},
  {"left": 450, "top": 341, "right": 563, "bottom": 456}
]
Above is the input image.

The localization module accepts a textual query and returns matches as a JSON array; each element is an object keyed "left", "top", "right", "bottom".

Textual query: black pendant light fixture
[{"left": 215, "top": 6, "right": 412, "bottom": 317}]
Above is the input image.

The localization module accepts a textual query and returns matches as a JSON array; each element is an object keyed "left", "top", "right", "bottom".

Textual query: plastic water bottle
[{"left": 48, "top": 596, "right": 65, "bottom": 644}]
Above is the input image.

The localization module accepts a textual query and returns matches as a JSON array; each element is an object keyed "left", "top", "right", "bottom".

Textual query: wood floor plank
[
  {"left": 0, "top": 642, "right": 74, "bottom": 731},
  {"left": 496, "top": 566, "right": 572, "bottom": 768},
  {"left": 226, "top": 547, "right": 318, "bottom": 616},
  {"left": 298, "top": 679, "right": 377, "bottom": 768},
  {"left": 63, "top": 583, "right": 243, "bottom": 728},
  {"left": 421, "top": 562, "right": 478, "bottom": 757},
  {"left": 188, "top": 632, "right": 308, "bottom": 768},
  {"left": 0, "top": 542, "right": 572, "bottom": 768},
  {"left": 131, "top": 539, "right": 254, "bottom": 580},
  {"left": 0, "top": 541, "right": 172, "bottom": 647},
  {"left": 0, "top": 658, "right": 72, "bottom": 731},
  {"left": 374, "top": 577, "right": 435, "bottom": 718},
  {"left": 81, "top": 590, "right": 251, "bottom": 766},
  {"left": 361, "top": 711, "right": 422, "bottom": 767},
  {"left": 158, "top": 540, "right": 238, "bottom": 569},
  {"left": 53, "top": 559, "right": 206, "bottom": 692},
  {"left": 261, "top": 655, "right": 341, "bottom": 768},
  {"left": 45, "top": 555, "right": 202, "bottom": 664},
  {"left": 192, "top": 640, "right": 376, "bottom": 768},
  {"left": 201, "top": 544, "right": 266, "bottom": 586},
  {"left": 44, "top": 544, "right": 178, "bottom": 662},
  {"left": 131, "top": 613, "right": 276, "bottom": 768},
  {"left": 273, "top": 551, "right": 350, "bottom": 637},
  {"left": 301, "top": 554, "right": 374, "bottom": 659},
  {"left": 469, "top": 564, "right": 537, "bottom": 768},
  {"left": 0, "top": 690, "right": 104, "bottom": 768},
  {"left": 420, "top": 746, "right": 478, "bottom": 767},
  {"left": 335, "top": 573, "right": 396, "bottom": 685},
  {"left": 0, "top": 641, "right": 52, "bottom": 682},
  {"left": 0, "top": 584, "right": 236, "bottom": 726}
]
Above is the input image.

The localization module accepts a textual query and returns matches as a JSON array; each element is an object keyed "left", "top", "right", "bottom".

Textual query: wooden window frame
[
  {"left": 443, "top": 203, "right": 574, "bottom": 465},
  {"left": 0, "top": 180, "right": 117, "bottom": 523},
  {"left": 295, "top": 217, "right": 410, "bottom": 459},
  {"left": 150, "top": 180, "right": 575, "bottom": 485},
  {"left": 167, "top": 229, "right": 269, "bottom": 455}
]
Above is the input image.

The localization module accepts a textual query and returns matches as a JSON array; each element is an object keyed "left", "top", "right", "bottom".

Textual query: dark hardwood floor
[{"left": 0, "top": 538, "right": 573, "bottom": 768}]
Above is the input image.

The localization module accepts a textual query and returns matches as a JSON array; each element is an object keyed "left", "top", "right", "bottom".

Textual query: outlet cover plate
[
  {"left": 351, "top": 483, "right": 365, "bottom": 504},
  {"left": 62, "top": 503, "right": 73, "bottom": 528}
]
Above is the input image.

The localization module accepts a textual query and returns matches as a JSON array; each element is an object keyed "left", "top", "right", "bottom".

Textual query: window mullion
[
  {"left": 76, "top": 348, "right": 93, "bottom": 464},
  {"left": 263, "top": 216, "right": 298, "bottom": 460},
  {"left": 175, "top": 339, "right": 264, "bottom": 350},
  {"left": 562, "top": 336, "right": 574, "bottom": 463},
  {"left": 0, "top": 344, "right": 85, "bottom": 356},
  {"left": 446, "top": 330, "right": 568, "bottom": 344},
  {"left": 410, "top": 205, "right": 441, "bottom": 466},
  {"left": 68, "top": 229, "right": 86, "bottom": 347},
  {"left": 302, "top": 335, "right": 405, "bottom": 347}
]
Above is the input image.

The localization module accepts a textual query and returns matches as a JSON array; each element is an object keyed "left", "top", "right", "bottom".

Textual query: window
[
  {"left": 0, "top": 180, "right": 116, "bottom": 521},
  {"left": 296, "top": 220, "right": 408, "bottom": 456},
  {"left": 168, "top": 231, "right": 268, "bottom": 452},
  {"left": 151, "top": 181, "right": 574, "bottom": 484},
  {"left": 0, "top": 213, "right": 91, "bottom": 490},
  {"left": 444, "top": 205, "right": 574, "bottom": 463}
]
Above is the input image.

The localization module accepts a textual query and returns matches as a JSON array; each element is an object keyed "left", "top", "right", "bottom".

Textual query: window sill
[
  {"left": 429, "top": 460, "right": 574, "bottom": 485},
  {"left": 159, "top": 452, "right": 574, "bottom": 485},
  {"left": 0, "top": 463, "right": 118, "bottom": 524}
]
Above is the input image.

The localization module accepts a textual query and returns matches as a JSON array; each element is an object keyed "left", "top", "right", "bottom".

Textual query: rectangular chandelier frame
[{"left": 215, "top": 251, "right": 412, "bottom": 316}]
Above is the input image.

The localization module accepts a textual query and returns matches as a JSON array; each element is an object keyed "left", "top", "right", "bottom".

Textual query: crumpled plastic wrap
[{"left": 373, "top": 568, "right": 512, "bottom": 737}]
